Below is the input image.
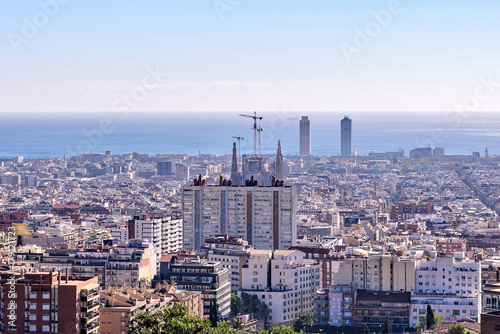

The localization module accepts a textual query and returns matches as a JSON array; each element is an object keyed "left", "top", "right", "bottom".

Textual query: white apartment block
[
  {"left": 182, "top": 184, "right": 297, "bottom": 251},
  {"left": 240, "top": 249, "right": 321, "bottom": 325},
  {"left": 332, "top": 256, "right": 416, "bottom": 292},
  {"left": 204, "top": 236, "right": 252, "bottom": 292},
  {"left": 410, "top": 256, "right": 481, "bottom": 326},
  {"left": 112, "top": 216, "right": 182, "bottom": 272},
  {"left": 105, "top": 239, "right": 156, "bottom": 288}
]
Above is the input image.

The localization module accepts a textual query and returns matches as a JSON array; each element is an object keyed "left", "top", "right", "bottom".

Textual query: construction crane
[
  {"left": 232, "top": 135, "right": 244, "bottom": 165},
  {"left": 239, "top": 112, "right": 263, "bottom": 156},
  {"left": 257, "top": 126, "right": 263, "bottom": 156}
]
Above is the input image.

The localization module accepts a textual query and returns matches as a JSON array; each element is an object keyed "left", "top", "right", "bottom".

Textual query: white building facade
[
  {"left": 410, "top": 256, "right": 481, "bottom": 326},
  {"left": 240, "top": 249, "right": 321, "bottom": 325}
]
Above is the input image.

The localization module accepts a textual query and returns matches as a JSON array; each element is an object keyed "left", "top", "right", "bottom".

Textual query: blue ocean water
[{"left": 0, "top": 111, "right": 498, "bottom": 158}]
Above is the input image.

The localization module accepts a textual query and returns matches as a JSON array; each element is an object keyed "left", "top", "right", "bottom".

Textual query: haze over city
[
  {"left": 1, "top": 2, "right": 500, "bottom": 334},
  {"left": 1, "top": 0, "right": 500, "bottom": 112}
]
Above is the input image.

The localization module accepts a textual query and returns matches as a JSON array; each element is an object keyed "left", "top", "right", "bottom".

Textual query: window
[
  {"left": 42, "top": 325, "right": 50, "bottom": 332},
  {"left": 30, "top": 303, "right": 37, "bottom": 310}
]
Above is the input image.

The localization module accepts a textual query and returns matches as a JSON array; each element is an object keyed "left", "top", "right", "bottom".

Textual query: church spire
[
  {"left": 275, "top": 140, "right": 284, "bottom": 180},
  {"left": 231, "top": 142, "right": 239, "bottom": 185}
]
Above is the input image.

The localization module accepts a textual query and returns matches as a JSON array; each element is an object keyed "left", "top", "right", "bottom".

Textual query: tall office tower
[
  {"left": 299, "top": 116, "right": 311, "bottom": 155},
  {"left": 0, "top": 271, "right": 100, "bottom": 334},
  {"left": 230, "top": 142, "right": 239, "bottom": 185},
  {"left": 182, "top": 181, "right": 297, "bottom": 251},
  {"left": 275, "top": 140, "right": 284, "bottom": 180},
  {"left": 340, "top": 116, "right": 352, "bottom": 157}
]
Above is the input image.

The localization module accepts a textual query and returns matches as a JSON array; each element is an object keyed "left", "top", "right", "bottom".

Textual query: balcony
[{"left": 313, "top": 305, "right": 329, "bottom": 312}]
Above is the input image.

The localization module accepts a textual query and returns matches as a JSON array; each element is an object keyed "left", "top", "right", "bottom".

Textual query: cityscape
[
  {"left": 0, "top": 113, "right": 499, "bottom": 334},
  {"left": 1, "top": 1, "right": 500, "bottom": 334}
]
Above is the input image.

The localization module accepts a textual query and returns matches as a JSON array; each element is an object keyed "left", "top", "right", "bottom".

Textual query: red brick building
[{"left": 0, "top": 271, "right": 99, "bottom": 334}]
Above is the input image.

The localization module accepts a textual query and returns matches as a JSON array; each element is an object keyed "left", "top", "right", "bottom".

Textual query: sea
[{"left": 0, "top": 111, "right": 498, "bottom": 159}]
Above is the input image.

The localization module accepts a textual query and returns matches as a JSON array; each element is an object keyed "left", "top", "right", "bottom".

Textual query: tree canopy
[
  {"left": 231, "top": 292, "right": 270, "bottom": 321},
  {"left": 128, "top": 303, "right": 236, "bottom": 334}
]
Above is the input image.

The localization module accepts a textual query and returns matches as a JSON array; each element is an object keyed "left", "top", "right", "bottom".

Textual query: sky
[{"left": 1, "top": 0, "right": 500, "bottom": 112}]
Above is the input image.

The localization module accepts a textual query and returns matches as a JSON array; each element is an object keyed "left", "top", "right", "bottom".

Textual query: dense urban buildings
[{"left": 0, "top": 138, "right": 499, "bottom": 332}]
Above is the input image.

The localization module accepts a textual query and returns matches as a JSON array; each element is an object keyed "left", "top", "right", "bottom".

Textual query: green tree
[
  {"left": 261, "top": 324, "right": 304, "bottom": 334},
  {"left": 239, "top": 292, "right": 270, "bottom": 321},
  {"left": 294, "top": 312, "right": 314, "bottom": 332},
  {"left": 414, "top": 307, "right": 444, "bottom": 333},
  {"left": 381, "top": 316, "right": 392, "bottom": 334},
  {"left": 447, "top": 324, "right": 466, "bottom": 334},
  {"left": 209, "top": 299, "right": 219, "bottom": 328},
  {"left": 128, "top": 303, "right": 235, "bottom": 334},
  {"left": 360, "top": 323, "right": 370, "bottom": 334},
  {"left": 426, "top": 305, "right": 436, "bottom": 330},
  {"left": 230, "top": 293, "right": 241, "bottom": 316}
]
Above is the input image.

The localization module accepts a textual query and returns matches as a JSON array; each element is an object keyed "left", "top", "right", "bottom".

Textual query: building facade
[
  {"left": 0, "top": 271, "right": 99, "bottom": 334},
  {"left": 159, "top": 257, "right": 231, "bottom": 317},
  {"left": 240, "top": 249, "right": 321, "bottom": 325},
  {"left": 340, "top": 116, "right": 352, "bottom": 157},
  {"left": 410, "top": 256, "right": 481, "bottom": 326},
  {"left": 105, "top": 240, "right": 156, "bottom": 288},
  {"left": 182, "top": 183, "right": 297, "bottom": 251},
  {"left": 299, "top": 116, "right": 311, "bottom": 156}
]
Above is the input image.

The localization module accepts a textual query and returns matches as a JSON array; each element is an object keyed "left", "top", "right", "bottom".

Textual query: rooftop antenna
[{"left": 239, "top": 112, "right": 263, "bottom": 156}]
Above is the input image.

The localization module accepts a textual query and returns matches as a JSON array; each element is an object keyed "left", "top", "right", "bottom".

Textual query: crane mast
[{"left": 239, "top": 111, "right": 263, "bottom": 156}]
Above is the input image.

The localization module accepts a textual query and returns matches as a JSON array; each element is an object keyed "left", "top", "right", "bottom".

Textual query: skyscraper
[
  {"left": 275, "top": 140, "right": 284, "bottom": 180},
  {"left": 299, "top": 116, "right": 311, "bottom": 155},
  {"left": 230, "top": 142, "right": 239, "bottom": 185},
  {"left": 341, "top": 116, "right": 352, "bottom": 157},
  {"left": 182, "top": 181, "right": 297, "bottom": 251}
]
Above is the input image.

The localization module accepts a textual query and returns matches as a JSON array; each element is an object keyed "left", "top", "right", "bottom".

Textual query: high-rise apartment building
[
  {"left": 182, "top": 181, "right": 297, "bottom": 251},
  {"left": 340, "top": 116, "right": 352, "bottom": 157},
  {"left": 0, "top": 271, "right": 100, "bottom": 334},
  {"left": 299, "top": 116, "right": 311, "bottom": 156}
]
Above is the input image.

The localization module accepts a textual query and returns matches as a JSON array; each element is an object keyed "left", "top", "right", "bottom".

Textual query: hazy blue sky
[{"left": 1, "top": 0, "right": 500, "bottom": 112}]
